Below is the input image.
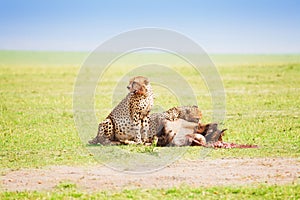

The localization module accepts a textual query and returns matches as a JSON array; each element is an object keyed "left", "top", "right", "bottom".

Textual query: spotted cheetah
[
  {"left": 147, "top": 105, "right": 202, "bottom": 145},
  {"left": 88, "top": 76, "right": 154, "bottom": 145}
]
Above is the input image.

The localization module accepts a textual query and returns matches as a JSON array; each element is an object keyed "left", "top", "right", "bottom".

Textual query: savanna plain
[{"left": 0, "top": 51, "right": 299, "bottom": 199}]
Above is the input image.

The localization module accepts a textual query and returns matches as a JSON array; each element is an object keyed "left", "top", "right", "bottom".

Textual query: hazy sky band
[{"left": 1, "top": 0, "right": 299, "bottom": 53}]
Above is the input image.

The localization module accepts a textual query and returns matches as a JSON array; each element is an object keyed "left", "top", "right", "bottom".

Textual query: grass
[
  {"left": 1, "top": 184, "right": 299, "bottom": 199},
  {"left": 0, "top": 51, "right": 299, "bottom": 198}
]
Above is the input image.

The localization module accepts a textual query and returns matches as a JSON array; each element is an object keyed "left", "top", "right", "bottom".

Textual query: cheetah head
[
  {"left": 127, "top": 76, "right": 150, "bottom": 95},
  {"left": 179, "top": 106, "right": 202, "bottom": 123}
]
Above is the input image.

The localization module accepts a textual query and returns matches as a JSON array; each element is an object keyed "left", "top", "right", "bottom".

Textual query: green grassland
[
  {"left": 0, "top": 51, "right": 299, "bottom": 198},
  {"left": 1, "top": 184, "right": 299, "bottom": 200}
]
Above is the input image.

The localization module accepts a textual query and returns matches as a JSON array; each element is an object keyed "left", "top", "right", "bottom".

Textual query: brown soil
[{"left": 1, "top": 158, "right": 299, "bottom": 192}]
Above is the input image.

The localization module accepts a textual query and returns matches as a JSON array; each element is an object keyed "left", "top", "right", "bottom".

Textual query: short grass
[
  {"left": 1, "top": 184, "right": 299, "bottom": 200},
  {"left": 0, "top": 51, "right": 299, "bottom": 197}
]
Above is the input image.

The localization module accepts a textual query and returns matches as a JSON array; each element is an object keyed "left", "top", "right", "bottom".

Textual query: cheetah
[
  {"left": 146, "top": 105, "right": 202, "bottom": 145},
  {"left": 88, "top": 76, "right": 154, "bottom": 145}
]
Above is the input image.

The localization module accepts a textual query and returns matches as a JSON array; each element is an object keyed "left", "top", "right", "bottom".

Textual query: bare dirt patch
[{"left": 1, "top": 158, "right": 299, "bottom": 192}]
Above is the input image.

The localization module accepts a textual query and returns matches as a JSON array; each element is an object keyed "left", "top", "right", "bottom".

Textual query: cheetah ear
[
  {"left": 144, "top": 78, "right": 149, "bottom": 85},
  {"left": 129, "top": 77, "right": 134, "bottom": 84}
]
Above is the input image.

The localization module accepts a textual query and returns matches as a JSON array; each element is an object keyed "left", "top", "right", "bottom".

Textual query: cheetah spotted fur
[{"left": 88, "top": 76, "right": 154, "bottom": 145}]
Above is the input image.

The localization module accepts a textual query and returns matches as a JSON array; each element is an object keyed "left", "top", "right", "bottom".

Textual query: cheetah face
[
  {"left": 183, "top": 109, "right": 202, "bottom": 123},
  {"left": 127, "top": 76, "right": 149, "bottom": 95}
]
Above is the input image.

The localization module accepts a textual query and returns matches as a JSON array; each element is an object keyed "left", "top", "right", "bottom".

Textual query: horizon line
[{"left": 1, "top": 49, "right": 300, "bottom": 55}]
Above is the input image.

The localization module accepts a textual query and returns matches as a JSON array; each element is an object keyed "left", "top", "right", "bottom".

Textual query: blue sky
[{"left": 0, "top": 0, "right": 299, "bottom": 53}]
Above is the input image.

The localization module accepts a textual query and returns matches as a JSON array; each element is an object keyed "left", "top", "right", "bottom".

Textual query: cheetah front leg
[
  {"left": 140, "top": 116, "right": 149, "bottom": 143},
  {"left": 131, "top": 113, "right": 143, "bottom": 144}
]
